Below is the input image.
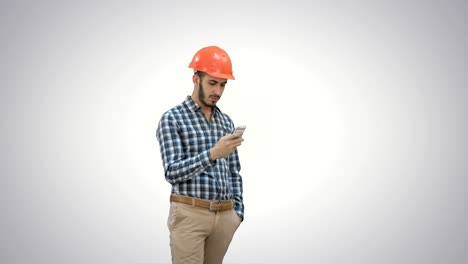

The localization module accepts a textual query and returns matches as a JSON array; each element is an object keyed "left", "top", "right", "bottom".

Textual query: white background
[{"left": 1, "top": 0, "right": 467, "bottom": 263}]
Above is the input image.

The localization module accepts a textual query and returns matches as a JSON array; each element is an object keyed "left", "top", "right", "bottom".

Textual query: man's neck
[
  {"left": 192, "top": 96, "right": 213, "bottom": 121},
  {"left": 201, "top": 106, "right": 212, "bottom": 122}
]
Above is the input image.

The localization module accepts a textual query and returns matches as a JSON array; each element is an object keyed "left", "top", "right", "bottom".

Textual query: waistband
[{"left": 170, "top": 194, "right": 234, "bottom": 212}]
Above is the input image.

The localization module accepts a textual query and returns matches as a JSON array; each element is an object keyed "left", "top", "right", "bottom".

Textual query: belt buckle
[{"left": 209, "top": 201, "right": 221, "bottom": 212}]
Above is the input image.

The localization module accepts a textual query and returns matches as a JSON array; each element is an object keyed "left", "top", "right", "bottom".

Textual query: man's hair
[{"left": 194, "top": 71, "right": 206, "bottom": 79}]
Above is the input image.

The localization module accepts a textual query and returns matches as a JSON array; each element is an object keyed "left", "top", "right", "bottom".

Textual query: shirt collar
[{"left": 183, "top": 96, "right": 221, "bottom": 115}]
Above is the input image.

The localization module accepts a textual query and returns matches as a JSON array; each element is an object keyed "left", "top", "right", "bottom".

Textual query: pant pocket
[{"left": 167, "top": 202, "right": 183, "bottom": 230}]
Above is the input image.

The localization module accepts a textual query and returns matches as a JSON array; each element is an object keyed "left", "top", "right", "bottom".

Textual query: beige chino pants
[{"left": 168, "top": 201, "right": 242, "bottom": 264}]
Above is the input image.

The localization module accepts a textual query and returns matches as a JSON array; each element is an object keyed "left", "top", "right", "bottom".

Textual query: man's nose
[{"left": 213, "top": 84, "right": 223, "bottom": 93}]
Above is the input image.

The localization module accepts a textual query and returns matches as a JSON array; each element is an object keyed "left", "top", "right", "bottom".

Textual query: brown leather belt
[{"left": 170, "top": 194, "right": 234, "bottom": 212}]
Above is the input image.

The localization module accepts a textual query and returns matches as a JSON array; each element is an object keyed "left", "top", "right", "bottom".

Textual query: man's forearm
[{"left": 164, "top": 150, "right": 214, "bottom": 184}]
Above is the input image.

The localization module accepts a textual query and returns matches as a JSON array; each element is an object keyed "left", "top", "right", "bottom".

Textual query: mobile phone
[{"left": 233, "top": 125, "right": 246, "bottom": 137}]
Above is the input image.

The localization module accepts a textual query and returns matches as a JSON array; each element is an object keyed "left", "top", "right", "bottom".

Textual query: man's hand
[{"left": 210, "top": 134, "right": 244, "bottom": 160}]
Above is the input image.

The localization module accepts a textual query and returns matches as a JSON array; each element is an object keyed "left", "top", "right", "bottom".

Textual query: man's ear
[{"left": 192, "top": 74, "right": 199, "bottom": 85}]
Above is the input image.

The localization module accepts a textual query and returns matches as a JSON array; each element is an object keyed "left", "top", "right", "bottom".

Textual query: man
[{"left": 156, "top": 46, "right": 245, "bottom": 264}]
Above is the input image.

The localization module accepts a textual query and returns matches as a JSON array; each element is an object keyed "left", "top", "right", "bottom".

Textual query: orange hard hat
[{"left": 188, "top": 46, "right": 235, "bottom": 80}]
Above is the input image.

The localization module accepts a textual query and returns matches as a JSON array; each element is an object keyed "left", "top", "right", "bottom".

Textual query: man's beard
[{"left": 198, "top": 83, "right": 217, "bottom": 107}]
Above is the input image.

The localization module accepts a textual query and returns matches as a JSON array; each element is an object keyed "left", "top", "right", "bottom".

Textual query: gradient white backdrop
[{"left": 1, "top": 0, "right": 467, "bottom": 263}]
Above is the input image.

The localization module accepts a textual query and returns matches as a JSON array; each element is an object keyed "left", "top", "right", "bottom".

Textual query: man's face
[{"left": 197, "top": 74, "right": 228, "bottom": 107}]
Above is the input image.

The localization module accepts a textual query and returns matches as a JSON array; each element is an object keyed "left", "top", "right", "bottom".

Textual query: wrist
[{"left": 209, "top": 148, "right": 218, "bottom": 161}]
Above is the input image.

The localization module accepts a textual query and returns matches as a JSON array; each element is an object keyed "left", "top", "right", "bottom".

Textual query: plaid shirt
[{"left": 156, "top": 96, "right": 244, "bottom": 219}]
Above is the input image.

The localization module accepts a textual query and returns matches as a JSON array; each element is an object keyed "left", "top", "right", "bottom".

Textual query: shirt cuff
[
  {"left": 202, "top": 150, "right": 216, "bottom": 167},
  {"left": 236, "top": 211, "right": 244, "bottom": 222}
]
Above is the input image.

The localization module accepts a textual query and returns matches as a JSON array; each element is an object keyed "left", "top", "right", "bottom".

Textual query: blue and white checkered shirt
[{"left": 156, "top": 96, "right": 244, "bottom": 219}]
